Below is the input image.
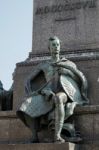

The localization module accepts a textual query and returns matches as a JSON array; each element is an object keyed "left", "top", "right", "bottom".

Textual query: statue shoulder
[
  {"left": 33, "top": 61, "right": 49, "bottom": 69},
  {"left": 59, "top": 58, "right": 77, "bottom": 69}
]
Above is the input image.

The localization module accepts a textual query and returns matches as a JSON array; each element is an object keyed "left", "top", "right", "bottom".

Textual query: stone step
[
  {"left": 0, "top": 143, "right": 77, "bottom": 150},
  {"left": 0, "top": 142, "right": 99, "bottom": 150},
  {"left": 78, "top": 142, "right": 99, "bottom": 150}
]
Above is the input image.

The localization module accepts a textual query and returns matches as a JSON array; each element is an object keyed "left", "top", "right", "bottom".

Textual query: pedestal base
[{"left": 0, "top": 143, "right": 77, "bottom": 150}]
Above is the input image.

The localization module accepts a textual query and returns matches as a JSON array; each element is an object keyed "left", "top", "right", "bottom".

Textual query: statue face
[{"left": 49, "top": 39, "right": 60, "bottom": 55}]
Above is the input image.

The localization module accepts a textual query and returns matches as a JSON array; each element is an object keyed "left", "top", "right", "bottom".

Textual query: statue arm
[{"left": 41, "top": 86, "right": 55, "bottom": 101}]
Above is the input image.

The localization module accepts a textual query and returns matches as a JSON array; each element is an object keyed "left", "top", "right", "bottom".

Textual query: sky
[{"left": 0, "top": 0, "right": 33, "bottom": 90}]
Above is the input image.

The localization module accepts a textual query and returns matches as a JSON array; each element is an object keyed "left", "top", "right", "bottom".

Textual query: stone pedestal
[
  {"left": 0, "top": 106, "right": 99, "bottom": 149},
  {"left": 0, "top": 143, "right": 99, "bottom": 150},
  {"left": 0, "top": 0, "right": 99, "bottom": 150},
  {"left": 0, "top": 143, "right": 77, "bottom": 150}
]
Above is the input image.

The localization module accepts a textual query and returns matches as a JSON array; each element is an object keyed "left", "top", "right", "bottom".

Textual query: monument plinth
[
  {"left": 31, "top": 0, "right": 99, "bottom": 56},
  {"left": 0, "top": 0, "right": 98, "bottom": 149}
]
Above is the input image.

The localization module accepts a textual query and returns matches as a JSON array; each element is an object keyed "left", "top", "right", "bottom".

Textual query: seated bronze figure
[{"left": 17, "top": 37, "right": 89, "bottom": 143}]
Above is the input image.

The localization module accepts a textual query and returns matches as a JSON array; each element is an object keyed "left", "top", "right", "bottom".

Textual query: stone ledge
[
  {"left": 75, "top": 105, "right": 99, "bottom": 115},
  {"left": 0, "top": 111, "right": 16, "bottom": 118},
  {"left": 0, "top": 142, "right": 99, "bottom": 150},
  {"left": 29, "top": 48, "right": 99, "bottom": 58},
  {"left": 78, "top": 142, "right": 99, "bottom": 150},
  {"left": 0, "top": 143, "right": 77, "bottom": 150},
  {"left": 16, "top": 50, "right": 99, "bottom": 67}
]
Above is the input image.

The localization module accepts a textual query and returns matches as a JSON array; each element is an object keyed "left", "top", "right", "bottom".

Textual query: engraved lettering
[
  {"left": 35, "top": 7, "right": 44, "bottom": 15},
  {"left": 51, "top": 5, "right": 58, "bottom": 12},
  {"left": 82, "top": 1, "right": 89, "bottom": 9},
  {"left": 75, "top": 2, "right": 82, "bottom": 9},
  {"left": 69, "top": 3, "right": 76, "bottom": 10},
  {"left": 57, "top": 5, "right": 64, "bottom": 12},
  {"left": 44, "top": 6, "right": 50, "bottom": 13},
  {"left": 64, "top": 4, "right": 71, "bottom": 11},
  {"left": 89, "top": 0, "right": 97, "bottom": 8},
  {"left": 35, "top": 0, "right": 97, "bottom": 15}
]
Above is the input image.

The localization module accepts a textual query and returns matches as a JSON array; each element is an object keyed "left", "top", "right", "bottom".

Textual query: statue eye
[{"left": 52, "top": 43, "right": 56, "bottom": 46}]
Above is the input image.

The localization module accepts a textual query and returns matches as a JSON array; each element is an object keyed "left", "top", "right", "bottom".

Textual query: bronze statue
[
  {"left": 0, "top": 80, "right": 13, "bottom": 110},
  {"left": 17, "top": 37, "right": 89, "bottom": 143}
]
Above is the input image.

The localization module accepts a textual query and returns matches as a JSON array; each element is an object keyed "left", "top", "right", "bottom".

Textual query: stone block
[
  {"left": 0, "top": 143, "right": 77, "bottom": 150},
  {"left": 93, "top": 114, "right": 99, "bottom": 140},
  {"left": 13, "top": 65, "right": 34, "bottom": 110},
  {"left": 0, "top": 106, "right": 99, "bottom": 143},
  {"left": 74, "top": 105, "right": 99, "bottom": 141},
  {"left": 0, "top": 119, "right": 10, "bottom": 141},
  {"left": 0, "top": 111, "right": 32, "bottom": 143},
  {"left": 78, "top": 142, "right": 99, "bottom": 150},
  {"left": 9, "top": 118, "right": 32, "bottom": 142},
  {"left": 32, "top": 0, "right": 99, "bottom": 55},
  {"left": 75, "top": 114, "right": 93, "bottom": 140},
  {"left": 0, "top": 142, "right": 99, "bottom": 150},
  {"left": 75, "top": 59, "right": 99, "bottom": 105}
]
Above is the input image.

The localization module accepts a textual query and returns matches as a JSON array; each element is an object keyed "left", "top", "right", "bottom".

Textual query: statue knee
[{"left": 55, "top": 92, "right": 67, "bottom": 105}]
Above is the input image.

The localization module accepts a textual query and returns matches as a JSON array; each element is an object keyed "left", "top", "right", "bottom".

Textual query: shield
[
  {"left": 17, "top": 94, "right": 53, "bottom": 120},
  {"left": 60, "top": 75, "right": 83, "bottom": 104}
]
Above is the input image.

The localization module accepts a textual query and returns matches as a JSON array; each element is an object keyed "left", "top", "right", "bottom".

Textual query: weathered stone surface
[
  {"left": 76, "top": 59, "right": 99, "bottom": 105},
  {"left": 93, "top": 114, "right": 99, "bottom": 140},
  {"left": 78, "top": 142, "right": 99, "bottom": 150},
  {"left": 0, "top": 111, "right": 32, "bottom": 143},
  {"left": 0, "top": 142, "right": 99, "bottom": 150},
  {"left": 32, "top": 0, "right": 99, "bottom": 56},
  {"left": 13, "top": 65, "right": 33, "bottom": 110},
  {"left": 0, "top": 106, "right": 99, "bottom": 143},
  {"left": 0, "top": 143, "right": 77, "bottom": 150}
]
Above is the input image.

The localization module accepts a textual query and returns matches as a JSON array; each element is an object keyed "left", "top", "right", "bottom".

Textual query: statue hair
[{"left": 48, "top": 36, "right": 60, "bottom": 50}]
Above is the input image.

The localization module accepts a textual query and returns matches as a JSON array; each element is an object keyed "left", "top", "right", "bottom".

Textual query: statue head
[{"left": 48, "top": 36, "right": 60, "bottom": 56}]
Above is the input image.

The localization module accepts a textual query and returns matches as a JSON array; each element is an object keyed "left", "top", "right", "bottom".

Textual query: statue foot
[
  {"left": 30, "top": 136, "right": 39, "bottom": 143},
  {"left": 54, "top": 136, "right": 65, "bottom": 143},
  {"left": 31, "top": 139, "right": 39, "bottom": 143}
]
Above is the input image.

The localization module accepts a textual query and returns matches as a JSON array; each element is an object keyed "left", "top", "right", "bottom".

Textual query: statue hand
[
  {"left": 30, "top": 91, "right": 38, "bottom": 96},
  {"left": 48, "top": 91, "right": 55, "bottom": 100},
  {"left": 41, "top": 89, "right": 55, "bottom": 101}
]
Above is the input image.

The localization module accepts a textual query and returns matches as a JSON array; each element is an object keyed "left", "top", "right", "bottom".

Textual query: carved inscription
[
  {"left": 55, "top": 17, "right": 76, "bottom": 22},
  {"left": 35, "top": 0, "right": 97, "bottom": 15}
]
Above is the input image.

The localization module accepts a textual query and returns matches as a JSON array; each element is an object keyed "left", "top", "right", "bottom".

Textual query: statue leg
[
  {"left": 29, "top": 119, "right": 39, "bottom": 143},
  {"left": 54, "top": 92, "right": 68, "bottom": 143},
  {"left": 25, "top": 115, "right": 39, "bottom": 142}
]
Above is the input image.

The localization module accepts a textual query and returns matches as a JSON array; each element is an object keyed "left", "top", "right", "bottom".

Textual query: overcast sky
[{"left": 0, "top": 0, "right": 33, "bottom": 90}]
